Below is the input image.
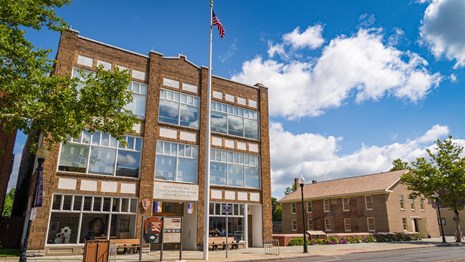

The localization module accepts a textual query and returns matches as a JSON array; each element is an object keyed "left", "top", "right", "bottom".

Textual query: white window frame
[
  {"left": 367, "top": 217, "right": 376, "bottom": 232},
  {"left": 291, "top": 219, "right": 297, "bottom": 231},
  {"left": 365, "top": 195, "right": 373, "bottom": 210},
  {"left": 343, "top": 198, "right": 350, "bottom": 212},
  {"left": 400, "top": 195, "right": 405, "bottom": 210},
  {"left": 307, "top": 201, "right": 312, "bottom": 213},
  {"left": 344, "top": 218, "right": 351, "bottom": 232},
  {"left": 324, "top": 199, "right": 330, "bottom": 212},
  {"left": 324, "top": 218, "right": 331, "bottom": 231},
  {"left": 410, "top": 198, "right": 415, "bottom": 210},
  {"left": 155, "top": 140, "right": 199, "bottom": 184},
  {"left": 291, "top": 203, "right": 296, "bottom": 214}
]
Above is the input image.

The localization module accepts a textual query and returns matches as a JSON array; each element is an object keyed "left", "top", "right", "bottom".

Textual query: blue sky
[{"left": 10, "top": 0, "right": 465, "bottom": 198}]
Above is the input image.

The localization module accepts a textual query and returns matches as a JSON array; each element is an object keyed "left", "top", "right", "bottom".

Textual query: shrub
[{"left": 289, "top": 238, "right": 310, "bottom": 246}]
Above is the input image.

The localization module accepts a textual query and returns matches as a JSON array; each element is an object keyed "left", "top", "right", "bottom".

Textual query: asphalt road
[{"left": 285, "top": 246, "right": 465, "bottom": 262}]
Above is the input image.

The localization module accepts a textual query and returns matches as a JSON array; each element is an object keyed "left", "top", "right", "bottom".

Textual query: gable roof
[{"left": 279, "top": 170, "right": 408, "bottom": 203}]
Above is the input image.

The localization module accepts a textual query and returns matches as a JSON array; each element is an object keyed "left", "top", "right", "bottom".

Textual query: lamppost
[
  {"left": 19, "top": 144, "right": 48, "bottom": 262},
  {"left": 298, "top": 176, "right": 308, "bottom": 253},
  {"left": 433, "top": 192, "right": 446, "bottom": 243}
]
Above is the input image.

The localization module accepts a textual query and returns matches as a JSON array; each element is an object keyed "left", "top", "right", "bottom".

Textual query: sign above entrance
[{"left": 153, "top": 181, "right": 199, "bottom": 201}]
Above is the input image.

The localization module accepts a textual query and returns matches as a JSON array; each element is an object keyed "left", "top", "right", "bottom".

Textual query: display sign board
[
  {"left": 163, "top": 217, "right": 182, "bottom": 243},
  {"left": 153, "top": 182, "right": 198, "bottom": 201},
  {"left": 143, "top": 216, "right": 162, "bottom": 244}
]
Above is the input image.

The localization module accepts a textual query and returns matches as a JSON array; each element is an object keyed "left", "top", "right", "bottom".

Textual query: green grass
[{"left": 0, "top": 248, "right": 20, "bottom": 257}]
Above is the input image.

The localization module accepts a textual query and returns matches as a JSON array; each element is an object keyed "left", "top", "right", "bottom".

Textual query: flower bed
[{"left": 287, "top": 232, "right": 421, "bottom": 246}]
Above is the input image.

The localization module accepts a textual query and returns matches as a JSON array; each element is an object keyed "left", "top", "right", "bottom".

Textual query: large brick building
[
  {"left": 22, "top": 29, "right": 271, "bottom": 256},
  {"left": 279, "top": 170, "right": 440, "bottom": 238}
]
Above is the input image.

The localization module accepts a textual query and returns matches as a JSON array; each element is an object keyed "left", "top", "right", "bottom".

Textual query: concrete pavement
[{"left": 1, "top": 236, "right": 461, "bottom": 262}]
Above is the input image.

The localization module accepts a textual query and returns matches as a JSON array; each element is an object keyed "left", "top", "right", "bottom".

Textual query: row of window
[
  {"left": 290, "top": 196, "right": 374, "bottom": 214},
  {"left": 291, "top": 217, "right": 376, "bottom": 232},
  {"left": 210, "top": 149, "right": 260, "bottom": 188},
  {"left": 400, "top": 195, "right": 425, "bottom": 211}
]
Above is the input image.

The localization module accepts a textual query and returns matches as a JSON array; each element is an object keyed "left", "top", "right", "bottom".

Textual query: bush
[{"left": 288, "top": 238, "right": 310, "bottom": 246}]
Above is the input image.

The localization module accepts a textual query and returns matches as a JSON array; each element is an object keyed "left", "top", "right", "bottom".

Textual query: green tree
[
  {"left": 0, "top": 0, "right": 139, "bottom": 151},
  {"left": 390, "top": 158, "right": 409, "bottom": 171},
  {"left": 2, "top": 188, "right": 15, "bottom": 217},
  {"left": 271, "top": 197, "right": 282, "bottom": 222},
  {"left": 284, "top": 184, "right": 296, "bottom": 195},
  {"left": 401, "top": 136, "right": 465, "bottom": 242}
]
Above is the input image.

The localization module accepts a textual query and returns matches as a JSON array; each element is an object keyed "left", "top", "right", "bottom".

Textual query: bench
[
  {"left": 208, "top": 237, "right": 240, "bottom": 251},
  {"left": 110, "top": 239, "right": 146, "bottom": 255}
]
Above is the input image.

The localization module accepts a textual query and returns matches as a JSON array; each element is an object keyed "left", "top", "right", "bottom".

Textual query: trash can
[{"left": 83, "top": 240, "right": 110, "bottom": 262}]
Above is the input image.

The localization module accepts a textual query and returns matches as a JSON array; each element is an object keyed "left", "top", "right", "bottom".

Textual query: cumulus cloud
[
  {"left": 270, "top": 124, "right": 459, "bottom": 198},
  {"left": 420, "top": 0, "right": 465, "bottom": 68},
  {"left": 268, "top": 24, "right": 324, "bottom": 59},
  {"left": 232, "top": 27, "right": 442, "bottom": 119}
]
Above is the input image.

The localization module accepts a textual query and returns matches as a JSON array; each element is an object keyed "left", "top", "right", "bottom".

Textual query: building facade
[
  {"left": 23, "top": 29, "right": 271, "bottom": 256},
  {"left": 279, "top": 170, "right": 440, "bottom": 238}
]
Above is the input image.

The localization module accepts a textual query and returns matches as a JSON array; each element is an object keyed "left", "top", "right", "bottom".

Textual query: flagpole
[{"left": 203, "top": 0, "right": 213, "bottom": 260}]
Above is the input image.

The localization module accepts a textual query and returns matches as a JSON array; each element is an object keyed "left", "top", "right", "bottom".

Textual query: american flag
[{"left": 212, "top": 11, "right": 225, "bottom": 39}]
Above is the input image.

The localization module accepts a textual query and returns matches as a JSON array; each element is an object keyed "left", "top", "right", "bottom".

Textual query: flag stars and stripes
[{"left": 212, "top": 11, "right": 225, "bottom": 39}]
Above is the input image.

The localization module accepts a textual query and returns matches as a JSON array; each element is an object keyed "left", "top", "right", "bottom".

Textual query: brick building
[
  {"left": 22, "top": 29, "right": 271, "bottom": 256},
  {"left": 279, "top": 170, "right": 440, "bottom": 238}
]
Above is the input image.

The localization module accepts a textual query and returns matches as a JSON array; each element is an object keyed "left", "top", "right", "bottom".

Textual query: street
[{"left": 285, "top": 246, "right": 465, "bottom": 262}]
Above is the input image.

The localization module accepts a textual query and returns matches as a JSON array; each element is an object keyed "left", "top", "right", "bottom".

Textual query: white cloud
[
  {"left": 283, "top": 25, "right": 325, "bottom": 50},
  {"left": 232, "top": 28, "right": 441, "bottom": 119},
  {"left": 420, "top": 0, "right": 465, "bottom": 68},
  {"left": 271, "top": 124, "right": 455, "bottom": 198}
]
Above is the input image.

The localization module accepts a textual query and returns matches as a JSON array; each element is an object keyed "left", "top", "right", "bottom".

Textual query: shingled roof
[{"left": 279, "top": 170, "right": 408, "bottom": 203}]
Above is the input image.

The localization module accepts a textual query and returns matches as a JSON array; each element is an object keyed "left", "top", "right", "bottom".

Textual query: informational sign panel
[
  {"left": 163, "top": 217, "right": 182, "bottom": 243},
  {"left": 153, "top": 182, "right": 198, "bottom": 201}
]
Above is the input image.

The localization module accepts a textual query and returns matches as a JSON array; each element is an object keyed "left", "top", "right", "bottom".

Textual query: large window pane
[
  {"left": 47, "top": 213, "right": 80, "bottom": 244},
  {"left": 116, "top": 150, "right": 141, "bottom": 178},
  {"left": 58, "top": 143, "right": 89, "bottom": 173},
  {"left": 244, "top": 119, "right": 259, "bottom": 139},
  {"left": 211, "top": 111, "right": 227, "bottom": 133},
  {"left": 159, "top": 100, "right": 179, "bottom": 125},
  {"left": 211, "top": 162, "right": 227, "bottom": 185},
  {"left": 125, "top": 93, "right": 146, "bottom": 118},
  {"left": 180, "top": 104, "right": 199, "bottom": 128},
  {"left": 228, "top": 164, "right": 244, "bottom": 187},
  {"left": 89, "top": 147, "right": 116, "bottom": 175},
  {"left": 178, "top": 157, "right": 198, "bottom": 183},
  {"left": 80, "top": 214, "right": 109, "bottom": 242},
  {"left": 245, "top": 166, "right": 260, "bottom": 188},
  {"left": 228, "top": 115, "right": 244, "bottom": 137},
  {"left": 155, "top": 155, "right": 176, "bottom": 181}
]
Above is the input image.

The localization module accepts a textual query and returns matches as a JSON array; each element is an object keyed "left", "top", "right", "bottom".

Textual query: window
[
  {"left": 324, "top": 199, "right": 330, "bottom": 212},
  {"left": 324, "top": 218, "right": 331, "bottom": 231},
  {"left": 365, "top": 196, "right": 373, "bottom": 210},
  {"left": 58, "top": 131, "right": 142, "bottom": 178},
  {"left": 159, "top": 89, "right": 200, "bottom": 129},
  {"left": 400, "top": 195, "right": 405, "bottom": 209},
  {"left": 410, "top": 198, "right": 415, "bottom": 210},
  {"left": 155, "top": 141, "right": 198, "bottom": 183},
  {"left": 344, "top": 218, "right": 351, "bottom": 232},
  {"left": 402, "top": 217, "right": 407, "bottom": 230},
  {"left": 343, "top": 198, "right": 350, "bottom": 212},
  {"left": 307, "top": 201, "right": 312, "bottom": 213},
  {"left": 291, "top": 203, "right": 296, "bottom": 214},
  {"left": 211, "top": 101, "right": 259, "bottom": 140},
  {"left": 367, "top": 217, "right": 375, "bottom": 232},
  {"left": 307, "top": 219, "right": 313, "bottom": 230},
  {"left": 73, "top": 68, "right": 147, "bottom": 118},
  {"left": 292, "top": 220, "right": 297, "bottom": 231},
  {"left": 209, "top": 203, "right": 244, "bottom": 217},
  {"left": 48, "top": 194, "right": 137, "bottom": 245},
  {"left": 210, "top": 149, "right": 260, "bottom": 188},
  {"left": 420, "top": 198, "right": 425, "bottom": 211}
]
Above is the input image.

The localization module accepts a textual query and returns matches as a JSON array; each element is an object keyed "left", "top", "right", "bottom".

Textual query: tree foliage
[
  {"left": 2, "top": 188, "right": 15, "bottom": 217},
  {"left": 284, "top": 184, "right": 296, "bottom": 195},
  {"left": 271, "top": 197, "right": 282, "bottom": 222},
  {"left": 0, "top": 0, "right": 139, "bottom": 151},
  {"left": 401, "top": 136, "right": 465, "bottom": 242},
  {"left": 390, "top": 158, "right": 409, "bottom": 171}
]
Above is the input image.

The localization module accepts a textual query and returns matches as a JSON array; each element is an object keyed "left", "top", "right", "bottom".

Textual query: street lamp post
[
  {"left": 298, "top": 176, "right": 308, "bottom": 253},
  {"left": 433, "top": 192, "right": 446, "bottom": 243},
  {"left": 19, "top": 145, "right": 48, "bottom": 262}
]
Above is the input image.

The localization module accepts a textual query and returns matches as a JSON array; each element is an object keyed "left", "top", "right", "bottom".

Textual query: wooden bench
[
  {"left": 110, "top": 239, "right": 146, "bottom": 255},
  {"left": 208, "top": 237, "right": 240, "bottom": 251}
]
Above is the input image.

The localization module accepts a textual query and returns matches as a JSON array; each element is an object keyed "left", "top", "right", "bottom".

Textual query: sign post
[{"left": 222, "top": 204, "right": 232, "bottom": 258}]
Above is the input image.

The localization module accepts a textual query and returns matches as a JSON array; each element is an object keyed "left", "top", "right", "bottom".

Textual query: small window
[
  {"left": 343, "top": 198, "right": 350, "bottom": 212},
  {"left": 400, "top": 195, "right": 405, "bottom": 209},
  {"left": 344, "top": 218, "right": 351, "bottom": 232},
  {"left": 365, "top": 196, "right": 373, "bottom": 210},
  {"left": 420, "top": 198, "right": 425, "bottom": 211},
  {"left": 307, "top": 219, "right": 313, "bottom": 230},
  {"left": 367, "top": 217, "right": 375, "bottom": 232},
  {"left": 324, "top": 199, "right": 330, "bottom": 212},
  {"left": 402, "top": 217, "right": 407, "bottom": 230},
  {"left": 410, "top": 198, "right": 415, "bottom": 210},
  {"left": 307, "top": 201, "right": 312, "bottom": 213},
  {"left": 291, "top": 203, "right": 296, "bottom": 214},
  {"left": 291, "top": 220, "right": 297, "bottom": 231},
  {"left": 324, "top": 218, "right": 331, "bottom": 231}
]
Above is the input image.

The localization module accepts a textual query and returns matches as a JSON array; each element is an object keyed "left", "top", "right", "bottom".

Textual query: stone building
[
  {"left": 22, "top": 29, "right": 271, "bottom": 256},
  {"left": 279, "top": 170, "right": 440, "bottom": 238}
]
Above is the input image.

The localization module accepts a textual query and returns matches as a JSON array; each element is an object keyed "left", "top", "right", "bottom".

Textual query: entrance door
[{"left": 248, "top": 215, "right": 252, "bottom": 246}]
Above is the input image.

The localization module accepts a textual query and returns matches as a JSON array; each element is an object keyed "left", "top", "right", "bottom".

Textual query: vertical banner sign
[
  {"left": 34, "top": 167, "right": 44, "bottom": 207},
  {"left": 187, "top": 203, "right": 194, "bottom": 214},
  {"left": 154, "top": 201, "right": 162, "bottom": 213}
]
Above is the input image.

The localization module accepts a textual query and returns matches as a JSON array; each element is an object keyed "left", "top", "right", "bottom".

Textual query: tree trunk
[{"left": 454, "top": 209, "right": 461, "bottom": 242}]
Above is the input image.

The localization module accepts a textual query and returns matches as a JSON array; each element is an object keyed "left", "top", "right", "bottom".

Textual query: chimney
[
  {"left": 294, "top": 178, "right": 299, "bottom": 191},
  {"left": 312, "top": 180, "right": 317, "bottom": 184}
]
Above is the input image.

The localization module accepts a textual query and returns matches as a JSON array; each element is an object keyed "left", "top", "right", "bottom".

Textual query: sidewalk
[{"left": 2, "top": 236, "right": 460, "bottom": 262}]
